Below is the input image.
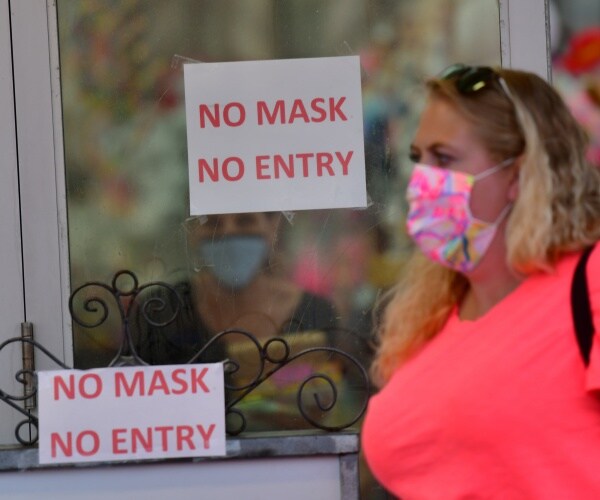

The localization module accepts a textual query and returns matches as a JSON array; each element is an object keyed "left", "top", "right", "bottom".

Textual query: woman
[{"left": 362, "top": 65, "right": 600, "bottom": 498}]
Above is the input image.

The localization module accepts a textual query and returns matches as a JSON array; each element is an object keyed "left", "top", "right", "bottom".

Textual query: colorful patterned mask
[{"left": 406, "top": 160, "right": 513, "bottom": 272}]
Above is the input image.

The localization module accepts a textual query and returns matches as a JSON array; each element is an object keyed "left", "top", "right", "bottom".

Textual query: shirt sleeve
[{"left": 585, "top": 244, "right": 600, "bottom": 392}]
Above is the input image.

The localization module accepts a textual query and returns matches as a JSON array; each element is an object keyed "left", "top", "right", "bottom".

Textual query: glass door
[{"left": 2, "top": 0, "right": 552, "bottom": 447}]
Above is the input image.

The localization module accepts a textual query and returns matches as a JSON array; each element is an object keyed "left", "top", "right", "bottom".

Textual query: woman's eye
[
  {"left": 434, "top": 154, "right": 453, "bottom": 167},
  {"left": 408, "top": 151, "right": 420, "bottom": 163}
]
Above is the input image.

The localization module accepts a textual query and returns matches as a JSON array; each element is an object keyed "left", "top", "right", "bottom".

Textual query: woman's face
[{"left": 410, "top": 95, "right": 516, "bottom": 222}]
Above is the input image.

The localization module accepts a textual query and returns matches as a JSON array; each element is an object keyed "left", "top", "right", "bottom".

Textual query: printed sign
[
  {"left": 184, "top": 56, "right": 366, "bottom": 215},
  {"left": 38, "top": 364, "right": 226, "bottom": 464}
]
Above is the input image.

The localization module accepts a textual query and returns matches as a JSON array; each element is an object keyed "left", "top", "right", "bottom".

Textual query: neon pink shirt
[{"left": 362, "top": 246, "right": 600, "bottom": 499}]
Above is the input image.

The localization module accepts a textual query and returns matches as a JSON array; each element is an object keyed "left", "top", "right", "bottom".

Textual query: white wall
[{"left": 0, "top": 456, "right": 342, "bottom": 500}]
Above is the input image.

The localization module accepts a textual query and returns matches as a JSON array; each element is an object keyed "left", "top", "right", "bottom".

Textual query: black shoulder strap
[{"left": 571, "top": 245, "right": 596, "bottom": 366}]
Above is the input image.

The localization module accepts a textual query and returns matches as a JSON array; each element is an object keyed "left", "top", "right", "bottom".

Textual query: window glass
[
  {"left": 57, "top": 0, "right": 500, "bottom": 434},
  {"left": 57, "top": 1, "right": 500, "bottom": 495},
  {"left": 550, "top": 0, "right": 600, "bottom": 169}
]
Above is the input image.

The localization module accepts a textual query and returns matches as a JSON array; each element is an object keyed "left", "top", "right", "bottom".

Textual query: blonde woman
[{"left": 362, "top": 65, "right": 600, "bottom": 498}]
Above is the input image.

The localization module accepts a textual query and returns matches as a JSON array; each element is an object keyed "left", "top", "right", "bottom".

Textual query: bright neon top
[{"left": 362, "top": 246, "right": 600, "bottom": 499}]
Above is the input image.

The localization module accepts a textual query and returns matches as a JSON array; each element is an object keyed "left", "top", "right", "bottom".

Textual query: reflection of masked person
[{"left": 196, "top": 235, "right": 268, "bottom": 289}]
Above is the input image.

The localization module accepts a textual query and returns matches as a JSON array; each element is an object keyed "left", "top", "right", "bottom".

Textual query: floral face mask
[{"left": 406, "top": 159, "right": 513, "bottom": 272}]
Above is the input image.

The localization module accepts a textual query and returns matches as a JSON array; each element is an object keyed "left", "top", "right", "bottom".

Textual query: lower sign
[{"left": 37, "top": 364, "right": 226, "bottom": 464}]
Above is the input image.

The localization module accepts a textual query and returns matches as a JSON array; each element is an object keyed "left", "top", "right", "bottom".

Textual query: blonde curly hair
[{"left": 371, "top": 68, "right": 600, "bottom": 387}]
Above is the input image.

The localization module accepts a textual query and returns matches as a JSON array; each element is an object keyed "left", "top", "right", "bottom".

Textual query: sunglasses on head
[{"left": 438, "top": 64, "right": 514, "bottom": 103}]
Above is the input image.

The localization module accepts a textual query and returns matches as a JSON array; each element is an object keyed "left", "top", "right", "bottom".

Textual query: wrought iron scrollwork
[
  {"left": 0, "top": 337, "right": 68, "bottom": 445},
  {"left": 1, "top": 270, "right": 371, "bottom": 444},
  {"left": 188, "top": 329, "right": 370, "bottom": 435},
  {"left": 69, "top": 270, "right": 184, "bottom": 367}
]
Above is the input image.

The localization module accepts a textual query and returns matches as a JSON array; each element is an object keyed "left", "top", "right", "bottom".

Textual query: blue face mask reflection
[{"left": 196, "top": 235, "right": 268, "bottom": 289}]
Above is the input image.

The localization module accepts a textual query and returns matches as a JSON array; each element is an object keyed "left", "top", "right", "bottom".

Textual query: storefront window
[{"left": 57, "top": 0, "right": 501, "bottom": 435}]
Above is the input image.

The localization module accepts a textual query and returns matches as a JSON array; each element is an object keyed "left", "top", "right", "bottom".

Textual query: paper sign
[
  {"left": 184, "top": 56, "right": 366, "bottom": 215},
  {"left": 38, "top": 364, "right": 226, "bottom": 464}
]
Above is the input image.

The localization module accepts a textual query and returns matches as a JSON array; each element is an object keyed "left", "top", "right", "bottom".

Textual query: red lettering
[
  {"left": 79, "top": 374, "right": 102, "bottom": 399},
  {"left": 53, "top": 374, "right": 75, "bottom": 400},
  {"left": 296, "top": 153, "right": 314, "bottom": 177},
  {"left": 256, "top": 97, "right": 346, "bottom": 125},
  {"left": 222, "top": 102, "right": 246, "bottom": 127},
  {"left": 155, "top": 426, "right": 174, "bottom": 451},
  {"left": 198, "top": 158, "right": 219, "bottom": 182},
  {"left": 106, "top": 424, "right": 218, "bottom": 455},
  {"left": 257, "top": 100, "right": 285, "bottom": 125},
  {"left": 51, "top": 430, "right": 99, "bottom": 458},
  {"left": 115, "top": 371, "right": 145, "bottom": 397},
  {"left": 336, "top": 151, "right": 353, "bottom": 175},
  {"left": 51, "top": 431, "right": 72, "bottom": 457},
  {"left": 310, "top": 97, "right": 327, "bottom": 122},
  {"left": 148, "top": 370, "right": 171, "bottom": 396},
  {"left": 198, "top": 157, "right": 245, "bottom": 183},
  {"left": 131, "top": 427, "right": 153, "bottom": 453},
  {"left": 288, "top": 99, "right": 309, "bottom": 123},
  {"left": 196, "top": 424, "right": 216, "bottom": 450},
  {"left": 316, "top": 152, "right": 335, "bottom": 177},
  {"left": 76, "top": 430, "right": 100, "bottom": 456},
  {"left": 274, "top": 154, "right": 294, "bottom": 179},
  {"left": 192, "top": 367, "right": 210, "bottom": 393},
  {"left": 112, "top": 428, "right": 128, "bottom": 454},
  {"left": 176, "top": 425, "right": 196, "bottom": 451},
  {"left": 199, "top": 104, "right": 220, "bottom": 128},
  {"left": 170, "top": 368, "right": 188, "bottom": 395},
  {"left": 329, "top": 97, "right": 347, "bottom": 121},
  {"left": 255, "top": 155, "right": 271, "bottom": 179},
  {"left": 222, "top": 157, "right": 244, "bottom": 181},
  {"left": 199, "top": 102, "right": 246, "bottom": 128}
]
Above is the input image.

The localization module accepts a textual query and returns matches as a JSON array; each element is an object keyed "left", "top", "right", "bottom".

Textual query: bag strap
[{"left": 571, "top": 245, "right": 596, "bottom": 366}]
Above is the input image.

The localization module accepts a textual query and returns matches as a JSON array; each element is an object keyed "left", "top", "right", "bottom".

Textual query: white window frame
[
  {"left": 0, "top": 0, "right": 551, "bottom": 445},
  {"left": 0, "top": 0, "right": 26, "bottom": 441},
  {"left": 499, "top": 0, "right": 551, "bottom": 79},
  {"left": 10, "top": 0, "right": 72, "bottom": 369}
]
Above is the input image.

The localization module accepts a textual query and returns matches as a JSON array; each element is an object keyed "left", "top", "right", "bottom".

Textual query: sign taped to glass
[
  {"left": 37, "top": 364, "right": 226, "bottom": 464},
  {"left": 184, "top": 56, "right": 367, "bottom": 215}
]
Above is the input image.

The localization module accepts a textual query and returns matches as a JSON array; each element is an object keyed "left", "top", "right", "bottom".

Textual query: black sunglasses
[{"left": 439, "top": 64, "right": 514, "bottom": 102}]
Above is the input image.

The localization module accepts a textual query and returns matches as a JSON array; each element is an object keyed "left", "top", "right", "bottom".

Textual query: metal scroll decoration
[
  {"left": 0, "top": 270, "right": 370, "bottom": 444},
  {"left": 0, "top": 337, "right": 69, "bottom": 445}
]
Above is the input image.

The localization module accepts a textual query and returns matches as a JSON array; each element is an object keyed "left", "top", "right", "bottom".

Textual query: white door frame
[
  {"left": 10, "top": 0, "right": 72, "bottom": 369},
  {"left": 499, "top": 0, "right": 551, "bottom": 79},
  {"left": 0, "top": 0, "right": 26, "bottom": 442}
]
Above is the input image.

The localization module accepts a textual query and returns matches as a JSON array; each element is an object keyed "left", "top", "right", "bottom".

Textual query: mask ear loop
[
  {"left": 493, "top": 202, "right": 513, "bottom": 226},
  {"left": 473, "top": 157, "right": 515, "bottom": 182},
  {"left": 469, "top": 157, "right": 516, "bottom": 225}
]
